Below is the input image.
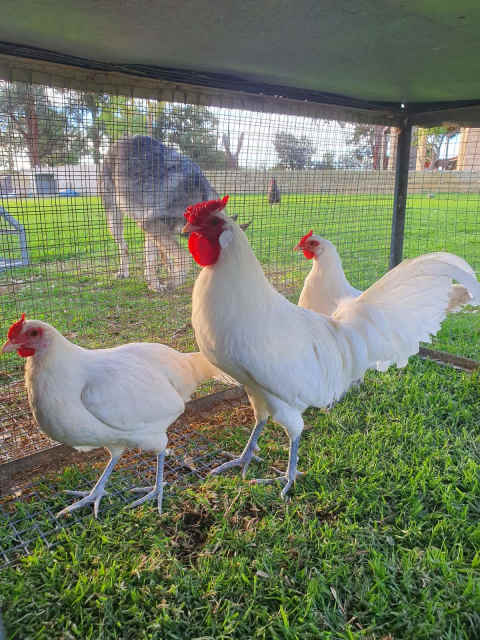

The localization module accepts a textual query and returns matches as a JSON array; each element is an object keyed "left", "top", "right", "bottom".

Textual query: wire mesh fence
[{"left": 0, "top": 77, "right": 479, "bottom": 564}]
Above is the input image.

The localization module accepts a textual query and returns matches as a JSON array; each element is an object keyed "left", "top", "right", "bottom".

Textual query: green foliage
[
  {"left": 273, "top": 132, "right": 316, "bottom": 170},
  {"left": 414, "top": 126, "right": 460, "bottom": 167},
  {"left": 76, "top": 92, "right": 114, "bottom": 165},
  {"left": 347, "top": 124, "right": 389, "bottom": 169},
  {"left": 96, "top": 96, "right": 150, "bottom": 144},
  {"left": 0, "top": 83, "right": 84, "bottom": 168},
  {"left": 311, "top": 151, "right": 336, "bottom": 169},
  {"left": 153, "top": 104, "right": 228, "bottom": 169}
]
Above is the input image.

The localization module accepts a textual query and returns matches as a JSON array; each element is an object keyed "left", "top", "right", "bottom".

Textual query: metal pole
[{"left": 389, "top": 119, "right": 412, "bottom": 268}]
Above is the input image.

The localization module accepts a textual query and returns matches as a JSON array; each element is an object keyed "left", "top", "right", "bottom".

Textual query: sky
[{"left": 211, "top": 106, "right": 354, "bottom": 169}]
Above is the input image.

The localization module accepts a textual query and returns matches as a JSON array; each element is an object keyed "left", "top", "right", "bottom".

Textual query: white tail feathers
[{"left": 334, "top": 252, "right": 480, "bottom": 371}]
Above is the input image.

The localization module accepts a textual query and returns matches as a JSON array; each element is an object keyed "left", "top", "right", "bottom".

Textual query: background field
[{"left": 1, "top": 191, "right": 479, "bottom": 362}]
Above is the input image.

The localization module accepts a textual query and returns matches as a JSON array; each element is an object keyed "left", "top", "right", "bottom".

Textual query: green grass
[{"left": 1, "top": 358, "right": 480, "bottom": 638}]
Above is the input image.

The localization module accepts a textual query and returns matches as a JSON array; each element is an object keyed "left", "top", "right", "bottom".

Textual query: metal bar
[
  {"left": 419, "top": 347, "right": 480, "bottom": 372},
  {"left": 389, "top": 120, "right": 412, "bottom": 269},
  {"left": 0, "top": 206, "right": 29, "bottom": 270}
]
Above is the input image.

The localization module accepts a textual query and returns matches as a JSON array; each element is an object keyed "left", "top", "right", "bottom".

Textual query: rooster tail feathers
[
  {"left": 358, "top": 253, "right": 480, "bottom": 307},
  {"left": 334, "top": 252, "right": 480, "bottom": 370}
]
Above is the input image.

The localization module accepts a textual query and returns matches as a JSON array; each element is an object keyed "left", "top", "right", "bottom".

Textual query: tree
[
  {"left": 348, "top": 124, "right": 390, "bottom": 169},
  {"left": 75, "top": 91, "right": 112, "bottom": 166},
  {"left": 273, "top": 132, "right": 315, "bottom": 169},
  {"left": 313, "top": 151, "right": 336, "bottom": 169},
  {"left": 337, "top": 149, "right": 370, "bottom": 169},
  {"left": 0, "top": 82, "right": 84, "bottom": 168},
  {"left": 415, "top": 126, "right": 460, "bottom": 169},
  {"left": 222, "top": 132, "right": 244, "bottom": 169},
  {"left": 153, "top": 105, "right": 227, "bottom": 169},
  {"left": 70, "top": 94, "right": 164, "bottom": 166}
]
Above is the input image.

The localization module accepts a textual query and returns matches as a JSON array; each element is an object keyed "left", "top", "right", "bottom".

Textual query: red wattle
[
  {"left": 188, "top": 232, "right": 220, "bottom": 266},
  {"left": 17, "top": 347, "right": 35, "bottom": 357},
  {"left": 303, "top": 248, "right": 315, "bottom": 260}
]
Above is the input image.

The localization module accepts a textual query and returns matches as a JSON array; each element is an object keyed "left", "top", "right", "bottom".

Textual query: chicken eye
[{"left": 29, "top": 329, "right": 38, "bottom": 337}]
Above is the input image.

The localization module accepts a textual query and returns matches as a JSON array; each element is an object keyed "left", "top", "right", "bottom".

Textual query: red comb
[
  {"left": 8, "top": 313, "right": 26, "bottom": 340},
  {"left": 184, "top": 195, "right": 229, "bottom": 224},
  {"left": 298, "top": 230, "right": 313, "bottom": 246}
]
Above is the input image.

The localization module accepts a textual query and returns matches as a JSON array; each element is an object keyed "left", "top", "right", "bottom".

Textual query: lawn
[
  {"left": 1, "top": 191, "right": 480, "bottom": 638},
  {"left": 1, "top": 358, "right": 479, "bottom": 638}
]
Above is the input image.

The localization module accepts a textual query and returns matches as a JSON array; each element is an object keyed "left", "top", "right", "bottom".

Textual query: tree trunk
[
  {"left": 25, "top": 93, "right": 40, "bottom": 168},
  {"left": 372, "top": 125, "right": 384, "bottom": 170}
]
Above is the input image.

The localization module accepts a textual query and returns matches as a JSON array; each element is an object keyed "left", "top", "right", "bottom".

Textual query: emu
[{"left": 100, "top": 135, "right": 218, "bottom": 292}]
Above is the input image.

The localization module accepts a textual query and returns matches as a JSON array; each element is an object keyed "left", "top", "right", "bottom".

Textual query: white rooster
[
  {"left": 295, "top": 230, "right": 474, "bottom": 316},
  {"left": 2, "top": 314, "right": 228, "bottom": 516},
  {"left": 182, "top": 196, "right": 480, "bottom": 499}
]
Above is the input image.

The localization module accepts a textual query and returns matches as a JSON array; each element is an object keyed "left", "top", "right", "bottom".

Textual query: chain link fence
[{"left": 0, "top": 78, "right": 478, "bottom": 564}]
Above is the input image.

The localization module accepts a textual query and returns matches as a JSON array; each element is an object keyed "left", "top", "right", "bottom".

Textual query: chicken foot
[
  {"left": 209, "top": 420, "right": 266, "bottom": 479},
  {"left": 57, "top": 454, "right": 121, "bottom": 518},
  {"left": 128, "top": 451, "right": 166, "bottom": 515},
  {"left": 250, "top": 436, "right": 302, "bottom": 499}
]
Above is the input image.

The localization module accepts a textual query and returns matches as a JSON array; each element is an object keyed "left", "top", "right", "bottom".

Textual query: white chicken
[
  {"left": 2, "top": 314, "right": 228, "bottom": 516},
  {"left": 182, "top": 196, "right": 480, "bottom": 499},
  {"left": 295, "top": 230, "right": 474, "bottom": 316}
]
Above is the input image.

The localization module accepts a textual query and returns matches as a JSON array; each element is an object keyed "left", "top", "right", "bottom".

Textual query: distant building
[
  {"left": 0, "top": 164, "right": 99, "bottom": 197},
  {"left": 457, "top": 128, "right": 480, "bottom": 171}
]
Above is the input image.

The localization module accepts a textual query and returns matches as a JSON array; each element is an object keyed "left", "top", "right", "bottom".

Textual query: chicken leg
[
  {"left": 128, "top": 451, "right": 166, "bottom": 514},
  {"left": 210, "top": 420, "right": 266, "bottom": 479},
  {"left": 251, "top": 436, "right": 302, "bottom": 499},
  {"left": 57, "top": 453, "right": 121, "bottom": 518}
]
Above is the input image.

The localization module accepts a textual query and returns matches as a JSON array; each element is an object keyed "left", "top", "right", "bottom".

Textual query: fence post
[{"left": 389, "top": 119, "right": 412, "bottom": 268}]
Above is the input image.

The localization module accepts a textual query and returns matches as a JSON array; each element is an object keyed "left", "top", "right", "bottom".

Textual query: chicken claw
[
  {"left": 209, "top": 421, "right": 266, "bottom": 479},
  {"left": 56, "top": 454, "right": 120, "bottom": 518},
  {"left": 57, "top": 488, "right": 109, "bottom": 519},
  {"left": 250, "top": 436, "right": 302, "bottom": 500},
  {"left": 128, "top": 451, "right": 166, "bottom": 514},
  {"left": 250, "top": 470, "right": 304, "bottom": 500}
]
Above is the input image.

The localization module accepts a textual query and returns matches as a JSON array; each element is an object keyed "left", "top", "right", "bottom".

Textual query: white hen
[
  {"left": 183, "top": 196, "right": 480, "bottom": 499},
  {"left": 296, "top": 230, "right": 474, "bottom": 316},
  {"left": 2, "top": 314, "right": 226, "bottom": 516}
]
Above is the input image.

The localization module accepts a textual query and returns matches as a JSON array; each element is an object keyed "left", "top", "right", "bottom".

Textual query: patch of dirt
[{"left": 167, "top": 504, "right": 215, "bottom": 559}]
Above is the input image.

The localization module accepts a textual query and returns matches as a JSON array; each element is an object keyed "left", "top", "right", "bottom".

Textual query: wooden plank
[{"left": 419, "top": 347, "right": 480, "bottom": 372}]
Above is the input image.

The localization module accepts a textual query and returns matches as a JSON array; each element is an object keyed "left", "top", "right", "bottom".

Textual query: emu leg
[
  {"left": 106, "top": 209, "right": 129, "bottom": 279},
  {"left": 144, "top": 232, "right": 166, "bottom": 292},
  {"left": 155, "top": 231, "right": 193, "bottom": 289}
]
